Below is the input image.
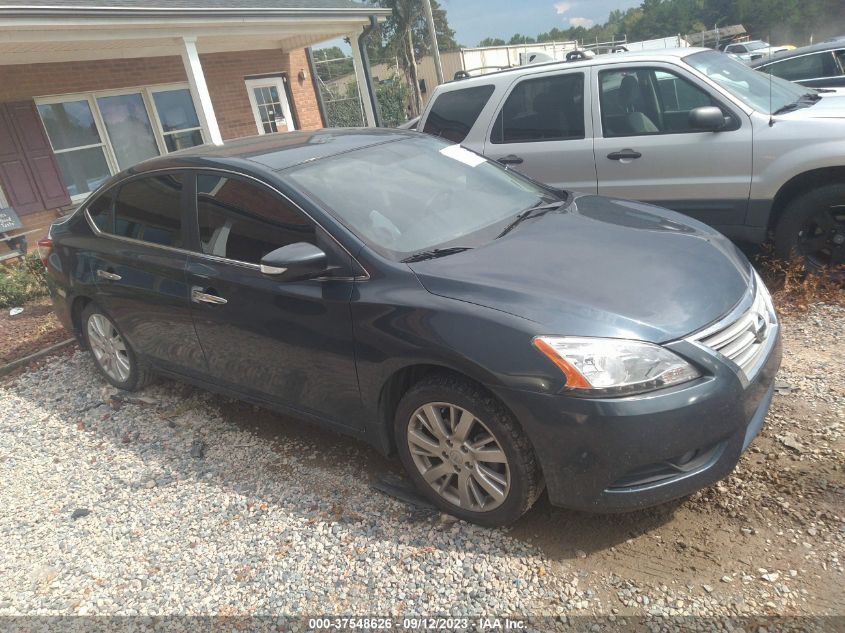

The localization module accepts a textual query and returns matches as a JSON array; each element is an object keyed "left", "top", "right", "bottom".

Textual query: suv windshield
[
  {"left": 684, "top": 50, "right": 808, "bottom": 114},
  {"left": 285, "top": 136, "right": 559, "bottom": 260}
]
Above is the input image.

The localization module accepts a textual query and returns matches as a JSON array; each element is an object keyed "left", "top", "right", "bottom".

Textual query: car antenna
[{"left": 768, "top": 32, "right": 775, "bottom": 127}]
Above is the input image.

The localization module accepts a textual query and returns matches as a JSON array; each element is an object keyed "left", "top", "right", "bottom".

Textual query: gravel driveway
[{"left": 0, "top": 305, "right": 842, "bottom": 628}]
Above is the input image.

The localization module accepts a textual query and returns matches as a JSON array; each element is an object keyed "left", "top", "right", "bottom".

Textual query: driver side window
[
  {"left": 195, "top": 173, "right": 315, "bottom": 265},
  {"left": 599, "top": 67, "right": 724, "bottom": 137}
]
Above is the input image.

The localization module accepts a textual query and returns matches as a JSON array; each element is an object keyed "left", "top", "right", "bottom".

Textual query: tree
[{"left": 477, "top": 37, "right": 506, "bottom": 47}]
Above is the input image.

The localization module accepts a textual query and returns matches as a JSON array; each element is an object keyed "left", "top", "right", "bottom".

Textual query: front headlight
[{"left": 533, "top": 336, "right": 701, "bottom": 397}]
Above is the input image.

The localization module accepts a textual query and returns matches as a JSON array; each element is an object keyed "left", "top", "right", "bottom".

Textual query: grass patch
[
  {"left": 756, "top": 245, "right": 844, "bottom": 315},
  {"left": 0, "top": 253, "right": 49, "bottom": 309}
]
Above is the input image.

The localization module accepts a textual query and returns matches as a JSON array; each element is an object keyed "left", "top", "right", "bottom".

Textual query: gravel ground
[{"left": 0, "top": 304, "right": 842, "bottom": 629}]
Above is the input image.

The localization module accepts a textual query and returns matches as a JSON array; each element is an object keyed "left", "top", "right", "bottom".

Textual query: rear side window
[
  {"left": 422, "top": 85, "right": 495, "bottom": 143},
  {"left": 196, "top": 174, "right": 315, "bottom": 265},
  {"left": 491, "top": 73, "right": 585, "bottom": 144},
  {"left": 764, "top": 52, "right": 837, "bottom": 81},
  {"left": 114, "top": 174, "right": 184, "bottom": 247},
  {"left": 86, "top": 189, "right": 116, "bottom": 233}
]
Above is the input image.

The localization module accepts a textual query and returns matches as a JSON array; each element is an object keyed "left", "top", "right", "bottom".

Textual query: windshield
[
  {"left": 285, "top": 136, "right": 557, "bottom": 260},
  {"left": 684, "top": 50, "right": 808, "bottom": 114}
]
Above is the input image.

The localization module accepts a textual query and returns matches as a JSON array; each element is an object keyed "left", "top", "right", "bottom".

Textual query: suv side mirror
[
  {"left": 260, "top": 242, "right": 327, "bottom": 281},
  {"left": 689, "top": 106, "right": 727, "bottom": 132}
]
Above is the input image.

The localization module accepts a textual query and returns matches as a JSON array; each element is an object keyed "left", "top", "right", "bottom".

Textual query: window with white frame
[{"left": 36, "top": 84, "right": 205, "bottom": 201}]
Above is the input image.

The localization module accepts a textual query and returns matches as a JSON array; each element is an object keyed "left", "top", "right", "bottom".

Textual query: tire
[
  {"left": 394, "top": 374, "right": 543, "bottom": 527},
  {"left": 81, "top": 303, "right": 153, "bottom": 391},
  {"left": 774, "top": 184, "right": 845, "bottom": 273}
]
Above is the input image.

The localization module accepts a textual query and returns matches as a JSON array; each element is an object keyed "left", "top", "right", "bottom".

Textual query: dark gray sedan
[{"left": 40, "top": 129, "right": 780, "bottom": 526}]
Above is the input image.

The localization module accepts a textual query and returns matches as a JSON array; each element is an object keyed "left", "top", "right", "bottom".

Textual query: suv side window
[
  {"left": 422, "top": 85, "right": 495, "bottom": 143},
  {"left": 599, "top": 68, "right": 724, "bottom": 137},
  {"left": 764, "top": 52, "right": 837, "bottom": 81},
  {"left": 196, "top": 173, "right": 315, "bottom": 265},
  {"left": 491, "top": 73, "right": 585, "bottom": 144},
  {"left": 114, "top": 174, "right": 184, "bottom": 247}
]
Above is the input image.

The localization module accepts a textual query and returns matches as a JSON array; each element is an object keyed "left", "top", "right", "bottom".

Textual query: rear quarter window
[{"left": 422, "top": 85, "right": 495, "bottom": 143}]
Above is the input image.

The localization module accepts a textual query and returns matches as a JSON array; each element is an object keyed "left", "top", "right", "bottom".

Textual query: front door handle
[
  {"left": 607, "top": 149, "right": 642, "bottom": 161},
  {"left": 96, "top": 269, "right": 122, "bottom": 281},
  {"left": 497, "top": 154, "right": 524, "bottom": 165},
  {"left": 191, "top": 287, "right": 227, "bottom": 305}
]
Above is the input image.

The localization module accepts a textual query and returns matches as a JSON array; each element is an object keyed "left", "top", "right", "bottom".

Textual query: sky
[{"left": 444, "top": 0, "right": 642, "bottom": 47}]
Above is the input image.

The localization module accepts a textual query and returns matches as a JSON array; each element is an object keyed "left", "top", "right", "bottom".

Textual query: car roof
[
  {"left": 750, "top": 39, "right": 845, "bottom": 66},
  {"left": 434, "top": 47, "right": 709, "bottom": 91},
  {"left": 131, "top": 128, "right": 415, "bottom": 174}
]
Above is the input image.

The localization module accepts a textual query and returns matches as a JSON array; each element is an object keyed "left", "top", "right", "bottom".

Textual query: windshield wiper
[
  {"left": 496, "top": 200, "right": 566, "bottom": 239},
  {"left": 401, "top": 246, "right": 473, "bottom": 263},
  {"left": 772, "top": 92, "right": 822, "bottom": 115}
]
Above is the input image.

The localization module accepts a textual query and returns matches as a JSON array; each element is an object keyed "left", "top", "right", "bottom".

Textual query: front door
[
  {"left": 481, "top": 70, "right": 598, "bottom": 193},
  {"left": 88, "top": 172, "right": 206, "bottom": 373},
  {"left": 184, "top": 172, "right": 362, "bottom": 429},
  {"left": 592, "top": 64, "right": 752, "bottom": 228},
  {"left": 245, "top": 77, "right": 296, "bottom": 135}
]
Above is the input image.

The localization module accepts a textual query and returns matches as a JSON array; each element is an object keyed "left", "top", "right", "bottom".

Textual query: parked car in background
[
  {"left": 751, "top": 39, "right": 845, "bottom": 90},
  {"left": 40, "top": 129, "right": 781, "bottom": 526},
  {"left": 722, "top": 40, "right": 791, "bottom": 63},
  {"left": 418, "top": 48, "right": 845, "bottom": 272}
]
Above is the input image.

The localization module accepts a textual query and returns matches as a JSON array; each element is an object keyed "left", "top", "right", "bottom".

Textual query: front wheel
[
  {"left": 774, "top": 184, "right": 845, "bottom": 273},
  {"left": 82, "top": 303, "right": 152, "bottom": 391},
  {"left": 394, "top": 374, "right": 543, "bottom": 527}
]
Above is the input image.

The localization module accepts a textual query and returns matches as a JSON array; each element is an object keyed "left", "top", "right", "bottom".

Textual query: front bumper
[{"left": 495, "top": 327, "right": 782, "bottom": 512}]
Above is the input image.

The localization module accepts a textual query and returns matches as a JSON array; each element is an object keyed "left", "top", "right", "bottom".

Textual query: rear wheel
[
  {"left": 774, "top": 184, "right": 845, "bottom": 273},
  {"left": 82, "top": 303, "right": 152, "bottom": 391},
  {"left": 394, "top": 374, "right": 542, "bottom": 527}
]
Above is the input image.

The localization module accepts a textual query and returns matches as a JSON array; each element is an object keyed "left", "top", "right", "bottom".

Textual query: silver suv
[{"left": 418, "top": 48, "right": 845, "bottom": 270}]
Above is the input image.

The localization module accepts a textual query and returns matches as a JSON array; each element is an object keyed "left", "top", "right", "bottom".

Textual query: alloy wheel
[
  {"left": 406, "top": 402, "right": 510, "bottom": 512},
  {"left": 87, "top": 313, "right": 131, "bottom": 383},
  {"left": 797, "top": 204, "right": 845, "bottom": 271}
]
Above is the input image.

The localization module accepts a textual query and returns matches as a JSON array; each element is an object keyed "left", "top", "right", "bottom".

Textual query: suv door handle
[
  {"left": 607, "top": 149, "right": 642, "bottom": 161},
  {"left": 191, "top": 287, "right": 227, "bottom": 305},
  {"left": 497, "top": 154, "right": 524, "bottom": 165},
  {"left": 96, "top": 269, "right": 122, "bottom": 281}
]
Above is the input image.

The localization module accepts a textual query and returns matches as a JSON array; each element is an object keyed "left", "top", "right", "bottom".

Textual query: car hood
[
  {"left": 783, "top": 95, "right": 845, "bottom": 119},
  {"left": 407, "top": 194, "right": 753, "bottom": 343}
]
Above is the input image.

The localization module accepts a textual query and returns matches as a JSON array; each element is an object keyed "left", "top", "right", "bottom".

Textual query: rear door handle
[
  {"left": 96, "top": 269, "right": 121, "bottom": 281},
  {"left": 191, "top": 287, "right": 227, "bottom": 305},
  {"left": 607, "top": 149, "right": 642, "bottom": 161},
  {"left": 497, "top": 154, "right": 524, "bottom": 165}
]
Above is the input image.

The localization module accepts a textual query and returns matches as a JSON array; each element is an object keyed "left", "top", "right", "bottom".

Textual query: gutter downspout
[
  {"left": 305, "top": 47, "right": 329, "bottom": 128},
  {"left": 359, "top": 15, "right": 382, "bottom": 127}
]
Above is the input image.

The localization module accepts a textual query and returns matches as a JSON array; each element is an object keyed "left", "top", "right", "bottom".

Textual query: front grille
[{"left": 691, "top": 274, "right": 776, "bottom": 381}]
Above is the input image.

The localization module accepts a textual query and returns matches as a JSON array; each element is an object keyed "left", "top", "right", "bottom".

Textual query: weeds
[
  {"left": 756, "top": 244, "right": 844, "bottom": 314},
  {"left": 0, "top": 253, "right": 48, "bottom": 309}
]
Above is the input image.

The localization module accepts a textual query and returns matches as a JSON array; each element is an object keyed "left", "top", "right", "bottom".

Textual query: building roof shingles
[{"left": 0, "top": 0, "right": 384, "bottom": 11}]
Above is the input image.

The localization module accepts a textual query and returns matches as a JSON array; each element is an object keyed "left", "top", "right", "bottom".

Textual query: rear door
[
  {"left": 183, "top": 171, "right": 364, "bottom": 430},
  {"left": 592, "top": 63, "right": 753, "bottom": 228},
  {"left": 481, "top": 70, "right": 597, "bottom": 193},
  {"left": 89, "top": 172, "right": 206, "bottom": 373}
]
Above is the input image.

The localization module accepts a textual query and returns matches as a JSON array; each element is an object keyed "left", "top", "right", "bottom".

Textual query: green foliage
[
  {"left": 376, "top": 77, "right": 409, "bottom": 128},
  {"left": 324, "top": 81, "right": 366, "bottom": 128},
  {"left": 0, "top": 253, "right": 48, "bottom": 309},
  {"left": 312, "top": 46, "right": 354, "bottom": 83},
  {"left": 477, "top": 37, "right": 506, "bottom": 47},
  {"left": 479, "top": 0, "right": 845, "bottom": 49},
  {"left": 365, "top": 0, "right": 460, "bottom": 64}
]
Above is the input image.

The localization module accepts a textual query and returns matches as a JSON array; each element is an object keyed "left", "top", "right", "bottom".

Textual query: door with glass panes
[{"left": 245, "top": 77, "right": 296, "bottom": 134}]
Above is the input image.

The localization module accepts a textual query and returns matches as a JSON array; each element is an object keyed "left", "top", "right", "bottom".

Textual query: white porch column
[
  {"left": 349, "top": 29, "right": 377, "bottom": 127},
  {"left": 180, "top": 37, "right": 223, "bottom": 145}
]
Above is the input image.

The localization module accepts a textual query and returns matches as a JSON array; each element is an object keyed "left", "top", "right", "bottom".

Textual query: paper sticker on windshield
[{"left": 440, "top": 144, "right": 486, "bottom": 167}]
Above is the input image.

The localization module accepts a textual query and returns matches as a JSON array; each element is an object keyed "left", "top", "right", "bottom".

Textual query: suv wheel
[
  {"left": 82, "top": 303, "right": 153, "bottom": 391},
  {"left": 394, "top": 374, "right": 542, "bottom": 527},
  {"left": 774, "top": 184, "right": 845, "bottom": 273}
]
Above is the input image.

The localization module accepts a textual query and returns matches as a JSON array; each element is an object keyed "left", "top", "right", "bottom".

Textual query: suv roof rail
[{"left": 565, "top": 49, "right": 596, "bottom": 62}]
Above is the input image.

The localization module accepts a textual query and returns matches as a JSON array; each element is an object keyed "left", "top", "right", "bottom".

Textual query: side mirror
[
  {"left": 689, "top": 106, "right": 727, "bottom": 132},
  {"left": 260, "top": 242, "right": 327, "bottom": 281}
]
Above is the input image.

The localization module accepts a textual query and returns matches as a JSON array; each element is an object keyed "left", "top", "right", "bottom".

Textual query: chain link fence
[{"left": 312, "top": 54, "right": 366, "bottom": 128}]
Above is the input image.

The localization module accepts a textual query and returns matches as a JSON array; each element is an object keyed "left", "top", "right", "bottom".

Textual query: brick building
[{"left": 0, "top": 0, "right": 389, "bottom": 250}]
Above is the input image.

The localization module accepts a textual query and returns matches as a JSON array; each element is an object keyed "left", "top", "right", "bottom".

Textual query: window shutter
[{"left": 0, "top": 101, "right": 71, "bottom": 215}]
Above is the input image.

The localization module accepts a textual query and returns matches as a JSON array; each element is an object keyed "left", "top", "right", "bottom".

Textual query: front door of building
[{"left": 245, "top": 77, "right": 296, "bottom": 134}]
